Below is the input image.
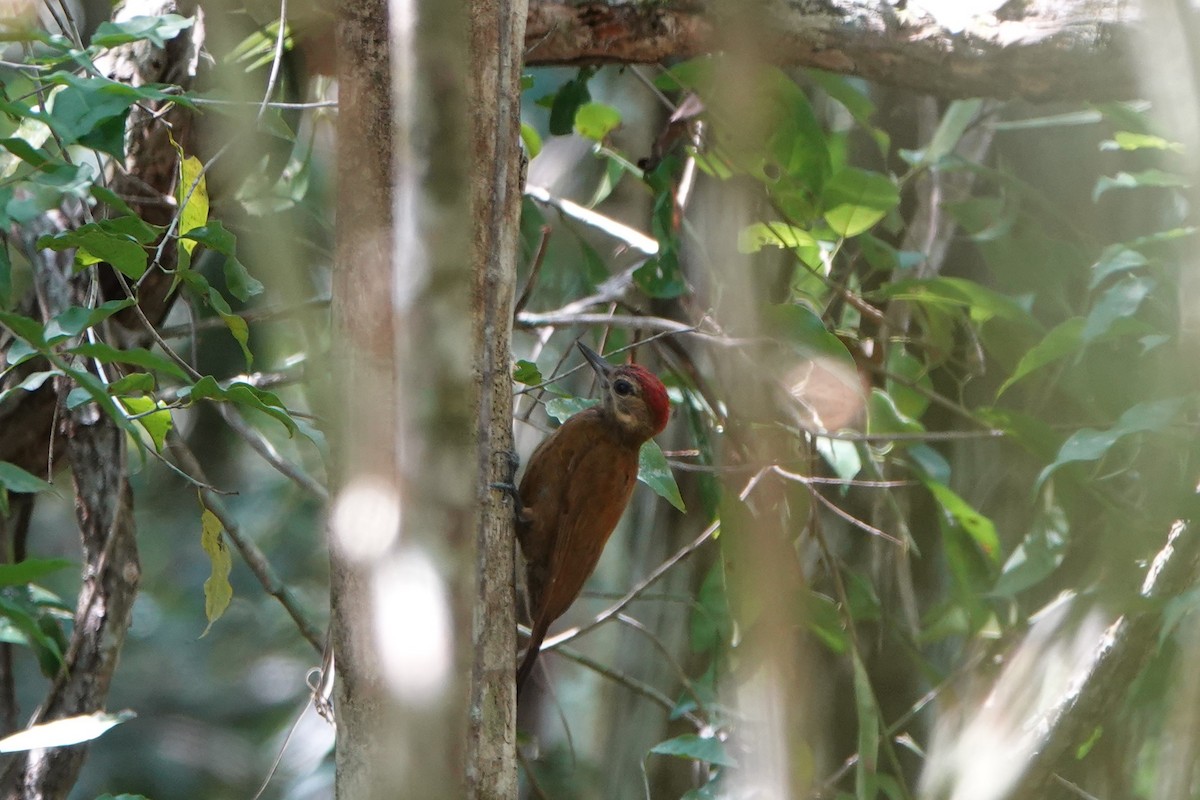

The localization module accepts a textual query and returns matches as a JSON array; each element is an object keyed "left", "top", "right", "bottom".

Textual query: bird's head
[{"left": 578, "top": 342, "right": 670, "bottom": 443}]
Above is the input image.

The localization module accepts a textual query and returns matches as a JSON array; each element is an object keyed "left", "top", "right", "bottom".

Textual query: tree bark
[
  {"left": 467, "top": 0, "right": 526, "bottom": 797},
  {"left": 329, "top": 0, "right": 473, "bottom": 797},
  {"left": 525, "top": 0, "right": 1143, "bottom": 102}
]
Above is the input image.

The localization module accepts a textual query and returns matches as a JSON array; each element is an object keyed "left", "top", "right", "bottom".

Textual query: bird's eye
[{"left": 613, "top": 379, "right": 634, "bottom": 396}]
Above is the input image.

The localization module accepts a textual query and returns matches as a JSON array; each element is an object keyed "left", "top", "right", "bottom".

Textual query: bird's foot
[{"left": 489, "top": 448, "right": 522, "bottom": 506}]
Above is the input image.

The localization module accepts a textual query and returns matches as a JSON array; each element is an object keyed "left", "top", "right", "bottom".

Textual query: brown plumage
[{"left": 516, "top": 343, "right": 670, "bottom": 697}]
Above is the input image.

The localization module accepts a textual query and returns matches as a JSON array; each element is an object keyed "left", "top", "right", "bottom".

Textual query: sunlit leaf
[
  {"left": 926, "top": 480, "right": 1000, "bottom": 560},
  {"left": 119, "top": 395, "right": 173, "bottom": 453},
  {"left": 512, "top": 360, "right": 543, "bottom": 386},
  {"left": 519, "top": 122, "right": 542, "bottom": 159},
  {"left": 0, "top": 711, "right": 134, "bottom": 753},
  {"left": 91, "top": 14, "right": 193, "bottom": 47},
  {"left": 574, "top": 102, "right": 621, "bottom": 142},
  {"left": 177, "top": 154, "right": 209, "bottom": 256},
  {"left": 1099, "top": 132, "right": 1183, "bottom": 153},
  {"left": 822, "top": 167, "right": 899, "bottom": 237},
  {"left": 765, "top": 303, "right": 855, "bottom": 369},
  {"left": 737, "top": 222, "right": 816, "bottom": 253}
]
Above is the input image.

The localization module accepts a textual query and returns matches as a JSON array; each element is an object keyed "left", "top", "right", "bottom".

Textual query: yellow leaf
[
  {"left": 199, "top": 507, "right": 232, "bottom": 636},
  {"left": 177, "top": 155, "right": 209, "bottom": 255}
]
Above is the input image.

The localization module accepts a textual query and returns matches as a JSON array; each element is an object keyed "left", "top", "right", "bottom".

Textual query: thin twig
[
  {"left": 215, "top": 404, "right": 328, "bottom": 502},
  {"left": 537, "top": 520, "right": 719, "bottom": 651},
  {"left": 168, "top": 435, "right": 324, "bottom": 652}
]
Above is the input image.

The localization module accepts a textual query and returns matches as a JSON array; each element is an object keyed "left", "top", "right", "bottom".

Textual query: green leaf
[
  {"left": 1036, "top": 397, "right": 1188, "bottom": 489},
  {"left": 544, "top": 396, "right": 595, "bottom": 424},
  {"left": 923, "top": 99, "right": 983, "bottom": 165},
  {"left": 884, "top": 347, "right": 931, "bottom": 420},
  {"left": 1093, "top": 169, "right": 1188, "bottom": 201},
  {"left": 519, "top": 122, "right": 542, "bottom": 159},
  {"left": 805, "top": 70, "right": 889, "bottom": 157},
  {"left": 737, "top": 222, "right": 816, "bottom": 253},
  {"left": 822, "top": 167, "right": 899, "bottom": 237},
  {"left": 1100, "top": 131, "right": 1183, "bottom": 153},
  {"left": 574, "top": 102, "right": 621, "bottom": 142},
  {"left": 0, "top": 310, "right": 47, "bottom": 346},
  {"left": 0, "top": 242, "right": 10, "bottom": 310},
  {"left": 874, "top": 276, "right": 1035, "bottom": 326},
  {"left": 997, "top": 316, "right": 1151, "bottom": 397},
  {"left": 43, "top": 299, "right": 136, "bottom": 342},
  {"left": 867, "top": 388, "right": 923, "bottom": 436},
  {"left": 199, "top": 507, "right": 232, "bottom": 636},
  {"left": 36, "top": 223, "right": 148, "bottom": 278},
  {"left": 805, "top": 590, "right": 849, "bottom": 654},
  {"left": 46, "top": 78, "right": 138, "bottom": 155},
  {"left": 650, "top": 734, "right": 737, "bottom": 767},
  {"left": 91, "top": 14, "right": 193, "bottom": 47},
  {"left": 183, "top": 376, "right": 295, "bottom": 435},
  {"left": 0, "top": 462, "right": 55, "bottom": 495},
  {"left": 0, "top": 711, "right": 134, "bottom": 753},
  {"left": 0, "top": 594, "right": 63, "bottom": 675},
  {"left": 68, "top": 342, "right": 189, "bottom": 382},
  {"left": 1082, "top": 275, "right": 1154, "bottom": 343},
  {"left": 548, "top": 71, "right": 592, "bottom": 136},
  {"left": 992, "top": 496, "right": 1068, "bottom": 597},
  {"left": 180, "top": 221, "right": 236, "bottom": 255},
  {"left": 107, "top": 372, "right": 156, "bottom": 394},
  {"left": 119, "top": 395, "right": 173, "bottom": 453},
  {"left": 851, "top": 651, "right": 880, "bottom": 800},
  {"left": 181, "top": 272, "right": 252, "bottom": 367},
  {"left": 0, "top": 558, "right": 73, "bottom": 588},
  {"left": 690, "top": 563, "right": 732, "bottom": 653},
  {"left": 633, "top": 252, "right": 687, "bottom": 299},
  {"left": 512, "top": 360, "right": 543, "bottom": 386},
  {"left": 925, "top": 480, "right": 1000, "bottom": 560},
  {"left": 638, "top": 440, "right": 685, "bottom": 512},
  {"left": 1089, "top": 245, "right": 1148, "bottom": 290},
  {"left": 0, "top": 371, "right": 61, "bottom": 407},
  {"left": 223, "top": 258, "right": 264, "bottom": 302},
  {"left": 764, "top": 303, "right": 856, "bottom": 369}
]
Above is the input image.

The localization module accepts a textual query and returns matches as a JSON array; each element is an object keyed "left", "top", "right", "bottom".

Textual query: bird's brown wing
[{"left": 536, "top": 429, "right": 638, "bottom": 626}]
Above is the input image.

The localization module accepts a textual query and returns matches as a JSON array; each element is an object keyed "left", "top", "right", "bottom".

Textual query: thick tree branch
[{"left": 526, "top": 0, "right": 1142, "bottom": 101}]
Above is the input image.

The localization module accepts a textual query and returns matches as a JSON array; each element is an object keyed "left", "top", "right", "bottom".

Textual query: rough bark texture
[
  {"left": 467, "top": 0, "right": 526, "bottom": 796},
  {"left": 0, "top": 227, "right": 140, "bottom": 800},
  {"left": 328, "top": 0, "right": 397, "bottom": 796},
  {"left": 526, "top": 0, "right": 1143, "bottom": 102}
]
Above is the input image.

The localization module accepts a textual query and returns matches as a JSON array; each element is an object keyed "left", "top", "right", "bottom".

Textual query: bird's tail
[{"left": 516, "top": 619, "right": 550, "bottom": 699}]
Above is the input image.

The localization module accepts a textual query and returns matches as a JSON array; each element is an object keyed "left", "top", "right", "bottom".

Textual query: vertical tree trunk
[
  {"left": 467, "top": 0, "right": 527, "bottom": 796},
  {"left": 329, "top": 0, "right": 472, "bottom": 796}
]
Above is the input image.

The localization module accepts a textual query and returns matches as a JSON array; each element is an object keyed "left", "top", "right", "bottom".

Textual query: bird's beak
[{"left": 577, "top": 342, "right": 615, "bottom": 384}]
